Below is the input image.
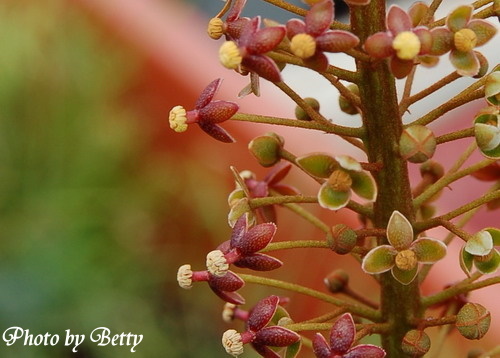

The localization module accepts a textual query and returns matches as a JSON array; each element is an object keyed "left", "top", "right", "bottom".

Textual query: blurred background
[{"left": 0, "top": 0, "right": 497, "bottom": 357}]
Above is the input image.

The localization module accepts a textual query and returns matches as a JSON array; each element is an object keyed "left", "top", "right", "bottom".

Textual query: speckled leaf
[
  {"left": 391, "top": 265, "right": 418, "bottom": 285},
  {"left": 387, "top": 211, "right": 414, "bottom": 250},
  {"left": 361, "top": 245, "right": 397, "bottom": 274},
  {"left": 350, "top": 171, "right": 377, "bottom": 201},
  {"left": 318, "top": 183, "right": 351, "bottom": 210},
  {"left": 411, "top": 237, "right": 447, "bottom": 263},
  {"left": 296, "top": 153, "right": 337, "bottom": 178}
]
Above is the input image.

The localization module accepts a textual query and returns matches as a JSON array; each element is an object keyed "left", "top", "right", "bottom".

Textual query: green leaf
[
  {"left": 296, "top": 153, "right": 338, "bottom": 178},
  {"left": 387, "top": 211, "right": 414, "bottom": 250},
  {"left": 412, "top": 237, "right": 447, "bottom": 263},
  {"left": 391, "top": 265, "right": 418, "bottom": 285},
  {"left": 450, "top": 49, "right": 479, "bottom": 77},
  {"left": 460, "top": 246, "right": 474, "bottom": 277},
  {"left": 465, "top": 231, "right": 493, "bottom": 256},
  {"left": 474, "top": 249, "right": 500, "bottom": 274},
  {"left": 361, "top": 245, "right": 397, "bottom": 274},
  {"left": 350, "top": 171, "right": 377, "bottom": 201},
  {"left": 446, "top": 5, "right": 473, "bottom": 32},
  {"left": 317, "top": 183, "right": 351, "bottom": 210}
]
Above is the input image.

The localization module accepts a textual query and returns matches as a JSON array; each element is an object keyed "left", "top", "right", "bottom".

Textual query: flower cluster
[{"left": 460, "top": 228, "right": 500, "bottom": 276}]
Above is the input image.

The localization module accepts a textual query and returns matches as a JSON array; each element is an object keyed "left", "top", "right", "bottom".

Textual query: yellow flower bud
[
  {"left": 207, "top": 17, "right": 224, "bottom": 39},
  {"left": 395, "top": 249, "right": 418, "bottom": 271},
  {"left": 290, "top": 33, "right": 317, "bottom": 59},
  {"left": 219, "top": 41, "right": 243, "bottom": 69},
  {"left": 169, "top": 105, "right": 188, "bottom": 132},
  {"left": 392, "top": 31, "right": 421, "bottom": 60},
  {"left": 454, "top": 28, "right": 477, "bottom": 53}
]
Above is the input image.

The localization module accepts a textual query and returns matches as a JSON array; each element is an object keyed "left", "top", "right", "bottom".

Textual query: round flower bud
[
  {"left": 473, "top": 51, "right": 489, "bottom": 79},
  {"left": 207, "top": 17, "right": 224, "bottom": 39},
  {"left": 393, "top": 31, "right": 421, "bottom": 60},
  {"left": 219, "top": 41, "right": 243, "bottom": 69},
  {"left": 324, "top": 269, "right": 349, "bottom": 293},
  {"left": 328, "top": 224, "right": 357, "bottom": 255},
  {"left": 454, "top": 28, "right": 477, "bottom": 53},
  {"left": 395, "top": 249, "right": 418, "bottom": 271},
  {"left": 338, "top": 84, "right": 360, "bottom": 115},
  {"left": 456, "top": 303, "right": 491, "bottom": 340},
  {"left": 248, "top": 135, "right": 283, "bottom": 167},
  {"left": 401, "top": 330, "right": 431, "bottom": 357},
  {"left": 290, "top": 33, "right": 317, "bottom": 59},
  {"left": 419, "top": 160, "right": 444, "bottom": 182},
  {"left": 399, "top": 125, "right": 436, "bottom": 163},
  {"left": 295, "top": 97, "right": 320, "bottom": 121}
]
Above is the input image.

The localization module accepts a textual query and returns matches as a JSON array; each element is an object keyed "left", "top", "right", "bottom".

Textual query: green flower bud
[
  {"left": 248, "top": 134, "right": 283, "bottom": 167},
  {"left": 328, "top": 224, "right": 357, "bottom": 255},
  {"left": 399, "top": 125, "right": 436, "bottom": 163},
  {"left": 295, "top": 97, "right": 320, "bottom": 121},
  {"left": 324, "top": 269, "right": 349, "bottom": 293},
  {"left": 338, "top": 84, "right": 360, "bottom": 115},
  {"left": 456, "top": 303, "right": 491, "bottom": 340},
  {"left": 401, "top": 330, "right": 431, "bottom": 357}
]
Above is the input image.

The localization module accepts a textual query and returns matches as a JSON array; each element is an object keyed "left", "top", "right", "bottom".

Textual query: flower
[
  {"left": 474, "top": 106, "right": 500, "bottom": 159},
  {"left": 460, "top": 228, "right": 500, "bottom": 276},
  {"left": 433, "top": 5, "right": 497, "bottom": 76},
  {"left": 168, "top": 78, "right": 238, "bottom": 143},
  {"left": 219, "top": 16, "right": 286, "bottom": 82},
  {"left": 313, "top": 313, "right": 385, "bottom": 358},
  {"left": 361, "top": 211, "right": 447, "bottom": 285},
  {"left": 176, "top": 264, "right": 246, "bottom": 304},
  {"left": 222, "top": 295, "right": 300, "bottom": 357},
  {"left": 364, "top": 5, "right": 433, "bottom": 78},
  {"left": 286, "top": 0, "right": 359, "bottom": 71},
  {"left": 206, "top": 215, "right": 282, "bottom": 277},
  {"left": 208, "top": 0, "right": 251, "bottom": 41}
]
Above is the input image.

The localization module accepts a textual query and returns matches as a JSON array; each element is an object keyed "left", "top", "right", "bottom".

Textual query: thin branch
[
  {"left": 261, "top": 240, "right": 329, "bottom": 252},
  {"left": 421, "top": 0, "right": 444, "bottom": 25},
  {"left": 282, "top": 202, "right": 331, "bottom": 232},
  {"left": 399, "top": 66, "right": 416, "bottom": 115},
  {"left": 435, "top": 127, "right": 475, "bottom": 144}
]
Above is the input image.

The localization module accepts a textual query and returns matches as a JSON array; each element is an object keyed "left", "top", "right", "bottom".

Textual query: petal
[
  {"left": 237, "top": 222, "right": 277, "bottom": 254},
  {"left": 230, "top": 215, "right": 249, "bottom": 249},
  {"left": 256, "top": 205, "right": 277, "bottom": 224},
  {"left": 485, "top": 72, "right": 500, "bottom": 106},
  {"left": 226, "top": 17, "right": 252, "bottom": 40},
  {"left": 387, "top": 211, "right": 414, "bottom": 250},
  {"left": 446, "top": 5, "right": 473, "bottom": 33},
  {"left": 330, "top": 313, "right": 356, "bottom": 355},
  {"left": 195, "top": 78, "right": 222, "bottom": 109},
  {"left": 265, "top": 162, "right": 292, "bottom": 186},
  {"left": 413, "top": 27, "right": 432, "bottom": 55},
  {"left": 209, "top": 271, "right": 245, "bottom": 292},
  {"left": 386, "top": 5, "right": 412, "bottom": 35},
  {"left": 213, "top": 289, "right": 246, "bottom": 305},
  {"left": 465, "top": 231, "right": 493, "bottom": 256},
  {"left": 285, "top": 339, "right": 302, "bottom": 358},
  {"left": 198, "top": 122, "right": 236, "bottom": 143},
  {"left": 460, "top": 246, "right": 474, "bottom": 277},
  {"left": 254, "top": 326, "right": 300, "bottom": 347},
  {"left": 474, "top": 249, "right": 500, "bottom": 274},
  {"left": 234, "top": 253, "right": 283, "bottom": 271},
  {"left": 362, "top": 245, "right": 397, "bottom": 274},
  {"left": 335, "top": 155, "right": 362, "bottom": 171},
  {"left": 199, "top": 100, "right": 238, "bottom": 124},
  {"left": 248, "top": 295, "right": 280, "bottom": 331},
  {"left": 390, "top": 56, "right": 415, "bottom": 79},
  {"left": 247, "top": 26, "right": 286, "bottom": 54},
  {"left": 251, "top": 343, "right": 282, "bottom": 358},
  {"left": 303, "top": 51, "right": 330, "bottom": 72},
  {"left": 240, "top": 16, "right": 260, "bottom": 45},
  {"left": 227, "top": 0, "right": 247, "bottom": 22},
  {"left": 312, "top": 333, "right": 331, "bottom": 358},
  {"left": 364, "top": 32, "right": 394, "bottom": 58},
  {"left": 242, "top": 54, "right": 282, "bottom": 82},
  {"left": 296, "top": 153, "right": 338, "bottom": 178},
  {"left": 316, "top": 30, "right": 360, "bottom": 52},
  {"left": 350, "top": 171, "right": 377, "bottom": 201},
  {"left": 467, "top": 19, "right": 497, "bottom": 47},
  {"left": 475, "top": 122, "right": 500, "bottom": 154},
  {"left": 286, "top": 18, "right": 306, "bottom": 38},
  {"left": 429, "top": 27, "right": 453, "bottom": 56},
  {"left": 409, "top": 1, "right": 429, "bottom": 26},
  {"left": 317, "top": 183, "right": 351, "bottom": 210},
  {"left": 305, "top": 0, "right": 333, "bottom": 37},
  {"left": 411, "top": 237, "right": 447, "bottom": 263},
  {"left": 344, "top": 344, "right": 386, "bottom": 358},
  {"left": 450, "top": 49, "right": 479, "bottom": 77},
  {"left": 485, "top": 227, "right": 500, "bottom": 246},
  {"left": 391, "top": 265, "right": 418, "bottom": 285}
]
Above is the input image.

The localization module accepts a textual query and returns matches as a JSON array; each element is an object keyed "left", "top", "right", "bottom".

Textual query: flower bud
[
  {"left": 338, "top": 84, "right": 360, "bottom": 115},
  {"left": 328, "top": 224, "right": 357, "bottom": 255},
  {"left": 399, "top": 125, "right": 436, "bottom": 163},
  {"left": 207, "top": 17, "right": 224, "bottom": 39},
  {"left": 393, "top": 31, "right": 421, "bottom": 60},
  {"left": 324, "top": 269, "right": 349, "bottom": 293},
  {"left": 456, "top": 303, "right": 491, "bottom": 340},
  {"left": 248, "top": 134, "right": 283, "bottom": 167},
  {"left": 401, "top": 330, "right": 430, "bottom": 357},
  {"left": 419, "top": 160, "right": 444, "bottom": 182},
  {"left": 295, "top": 97, "right": 320, "bottom": 121}
]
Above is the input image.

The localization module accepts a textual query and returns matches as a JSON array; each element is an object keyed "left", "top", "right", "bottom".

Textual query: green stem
[
  {"left": 239, "top": 273, "right": 382, "bottom": 321},
  {"left": 282, "top": 202, "right": 331, "bottom": 232},
  {"left": 261, "top": 240, "right": 329, "bottom": 252},
  {"left": 435, "top": 127, "right": 475, "bottom": 144}
]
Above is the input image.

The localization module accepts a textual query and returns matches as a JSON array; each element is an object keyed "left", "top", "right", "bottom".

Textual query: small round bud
[
  {"left": 324, "top": 269, "right": 349, "bottom": 293},
  {"left": 290, "top": 33, "right": 317, "bottom": 59},
  {"left": 401, "top": 330, "right": 431, "bottom": 357},
  {"left": 419, "top": 160, "right": 444, "bottom": 182},
  {"left": 295, "top": 97, "right": 320, "bottom": 121},
  {"left": 248, "top": 135, "right": 283, "bottom": 167},
  {"left": 395, "top": 249, "right": 418, "bottom": 271},
  {"left": 219, "top": 41, "right": 243, "bottom": 69},
  {"left": 169, "top": 105, "right": 188, "bottom": 132},
  {"left": 222, "top": 329, "right": 244, "bottom": 357},
  {"left": 399, "top": 125, "right": 436, "bottom": 163},
  {"left": 338, "top": 84, "right": 360, "bottom": 115},
  {"left": 177, "top": 264, "right": 193, "bottom": 289},
  {"left": 206, "top": 250, "right": 229, "bottom": 277},
  {"left": 454, "top": 28, "right": 477, "bottom": 53},
  {"left": 208, "top": 17, "right": 224, "bottom": 39},
  {"left": 456, "top": 303, "right": 491, "bottom": 340},
  {"left": 328, "top": 224, "right": 357, "bottom": 255},
  {"left": 473, "top": 51, "right": 489, "bottom": 79},
  {"left": 327, "top": 169, "right": 352, "bottom": 192},
  {"left": 393, "top": 31, "right": 421, "bottom": 60}
]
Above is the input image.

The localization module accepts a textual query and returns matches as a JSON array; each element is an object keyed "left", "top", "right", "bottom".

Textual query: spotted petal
[
  {"left": 362, "top": 245, "right": 397, "bottom": 274},
  {"left": 391, "top": 265, "right": 418, "bottom": 285},
  {"left": 386, "top": 5, "right": 412, "bottom": 35},
  {"left": 237, "top": 222, "right": 277, "bottom": 254},
  {"left": 247, "top": 26, "right": 286, "bottom": 54},
  {"left": 248, "top": 295, "right": 280, "bottom": 331},
  {"left": 411, "top": 237, "right": 447, "bottom": 263},
  {"left": 467, "top": 19, "right": 497, "bottom": 47},
  {"left": 387, "top": 211, "right": 413, "bottom": 250},
  {"left": 316, "top": 30, "right": 360, "bottom": 53},
  {"left": 364, "top": 32, "right": 394, "bottom": 59},
  {"left": 198, "top": 122, "right": 236, "bottom": 143},
  {"left": 235, "top": 253, "right": 283, "bottom": 271},
  {"left": 196, "top": 78, "right": 221, "bottom": 109},
  {"left": 318, "top": 183, "right": 351, "bottom": 210},
  {"left": 254, "top": 326, "right": 301, "bottom": 347},
  {"left": 344, "top": 344, "right": 386, "bottom": 358},
  {"left": 305, "top": 0, "right": 333, "bottom": 37},
  {"left": 242, "top": 54, "right": 282, "bottom": 82},
  {"left": 313, "top": 333, "right": 331, "bottom": 358},
  {"left": 330, "top": 313, "right": 355, "bottom": 355},
  {"left": 446, "top": 5, "right": 473, "bottom": 33}
]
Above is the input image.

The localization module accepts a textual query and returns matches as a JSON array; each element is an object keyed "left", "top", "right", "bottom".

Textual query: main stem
[{"left": 351, "top": 1, "right": 421, "bottom": 356}]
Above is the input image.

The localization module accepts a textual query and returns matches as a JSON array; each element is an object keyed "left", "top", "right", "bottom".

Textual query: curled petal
[
  {"left": 305, "top": 0, "right": 334, "bottom": 37},
  {"left": 391, "top": 265, "right": 418, "bottom": 285},
  {"left": 296, "top": 153, "right": 337, "bottom": 178},
  {"left": 312, "top": 333, "right": 331, "bottom": 358},
  {"left": 227, "top": 0, "right": 247, "bottom": 22},
  {"left": 236, "top": 222, "right": 277, "bottom": 254},
  {"left": 248, "top": 295, "right": 280, "bottom": 331},
  {"left": 460, "top": 246, "right": 474, "bottom": 277},
  {"left": 364, "top": 32, "right": 394, "bottom": 59},
  {"left": 247, "top": 26, "right": 286, "bottom": 54},
  {"left": 286, "top": 18, "right": 306, "bottom": 38},
  {"left": 316, "top": 30, "right": 360, "bottom": 52},
  {"left": 386, "top": 5, "right": 412, "bottom": 35},
  {"left": 265, "top": 162, "right": 292, "bottom": 186},
  {"left": 446, "top": 5, "right": 473, "bottom": 33},
  {"left": 344, "top": 344, "right": 386, "bottom": 358},
  {"left": 196, "top": 78, "right": 222, "bottom": 109},
  {"left": 209, "top": 271, "right": 245, "bottom": 292},
  {"left": 387, "top": 211, "right": 414, "bottom": 250},
  {"left": 350, "top": 171, "right": 377, "bottom": 201},
  {"left": 254, "top": 326, "right": 300, "bottom": 347},
  {"left": 240, "top": 16, "right": 261, "bottom": 45},
  {"left": 234, "top": 253, "right": 283, "bottom": 271},
  {"left": 198, "top": 122, "right": 235, "bottom": 143},
  {"left": 330, "top": 313, "right": 355, "bottom": 355},
  {"left": 449, "top": 49, "right": 479, "bottom": 76},
  {"left": 411, "top": 237, "right": 447, "bottom": 263},
  {"left": 213, "top": 289, "right": 246, "bottom": 305},
  {"left": 199, "top": 100, "right": 238, "bottom": 124},
  {"left": 362, "top": 245, "right": 397, "bottom": 274},
  {"left": 242, "top": 54, "right": 282, "bottom": 82}
]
